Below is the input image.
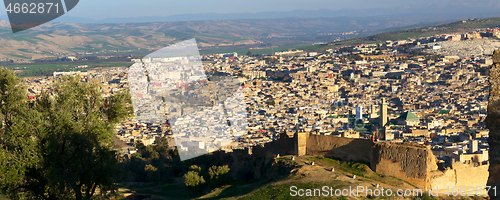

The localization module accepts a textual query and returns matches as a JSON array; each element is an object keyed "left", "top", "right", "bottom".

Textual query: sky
[
  {"left": 64, "top": 0, "right": 411, "bottom": 19},
  {"left": 1, "top": 0, "right": 500, "bottom": 20}
]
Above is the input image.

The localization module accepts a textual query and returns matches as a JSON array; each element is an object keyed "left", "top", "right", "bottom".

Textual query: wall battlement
[
  {"left": 292, "top": 132, "right": 488, "bottom": 191},
  {"left": 204, "top": 131, "right": 487, "bottom": 193}
]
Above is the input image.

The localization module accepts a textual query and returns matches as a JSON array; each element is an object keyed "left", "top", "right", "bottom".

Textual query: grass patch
[
  {"left": 8, "top": 36, "right": 39, "bottom": 44},
  {"left": 6, "top": 54, "right": 29, "bottom": 59},
  {"left": 237, "top": 181, "right": 346, "bottom": 200},
  {"left": 17, "top": 49, "right": 31, "bottom": 53},
  {"left": 122, "top": 181, "right": 193, "bottom": 199},
  {"left": 310, "top": 157, "right": 373, "bottom": 177}
]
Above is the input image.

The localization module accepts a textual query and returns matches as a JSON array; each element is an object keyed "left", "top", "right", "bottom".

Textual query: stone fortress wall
[
  {"left": 305, "top": 134, "right": 373, "bottom": 163},
  {"left": 371, "top": 142, "right": 437, "bottom": 189},
  {"left": 205, "top": 130, "right": 487, "bottom": 195},
  {"left": 294, "top": 132, "right": 488, "bottom": 193}
]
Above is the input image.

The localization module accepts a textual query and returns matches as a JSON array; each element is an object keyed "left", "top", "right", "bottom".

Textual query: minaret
[
  {"left": 380, "top": 98, "right": 387, "bottom": 127},
  {"left": 356, "top": 105, "right": 363, "bottom": 120}
]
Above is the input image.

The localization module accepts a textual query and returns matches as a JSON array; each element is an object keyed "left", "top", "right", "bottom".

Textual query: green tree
[
  {"left": 134, "top": 139, "right": 146, "bottom": 152},
  {"left": 155, "top": 136, "right": 170, "bottom": 159},
  {"left": 144, "top": 164, "right": 161, "bottom": 184},
  {"left": 27, "top": 75, "right": 131, "bottom": 200},
  {"left": 208, "top": 165, "right": 231, "bottom": 188},
  {"left": 0, "top": 68, "right": 43, "bottom": 199},
  {"left": 145, "top": 146, "right": 160, "bottom": 160},
  {"left": 183, "top": 171, "right": 205, "bottom": 194},
  {"left": 0, "top": 74, "right": 132, "bottom": 200},
  {"left": 189, "top": 165, "right": 202, "bottom": 174},
  {"left": 246, "top": 50, "right": 252, "bottom": 56}
]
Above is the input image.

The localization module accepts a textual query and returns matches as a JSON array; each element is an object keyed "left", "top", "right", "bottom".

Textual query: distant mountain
[
  {"left": 323, "top": 17, "right": 500, "bottom": 49},
  {"left": 26, "top": 9, "right": 400, "bottom": 24},
  {"left": 0, "top": 11, "right": 499, "bottom": 62},
  {"left": 0, "top": 20, "right": 8, "bottom": 27},
  {"left": 0, "top": 13, "right": 454, "bottom": 61}
]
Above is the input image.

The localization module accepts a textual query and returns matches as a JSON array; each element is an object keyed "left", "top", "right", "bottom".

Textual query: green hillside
[
  {"left": 319, "top": 17, "right": 500, "bottom": 48},
  {"left": 115, "top": 156, "right": 433, "bottom": 200}
]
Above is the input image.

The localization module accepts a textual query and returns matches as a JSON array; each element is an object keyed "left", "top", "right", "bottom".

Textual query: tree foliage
[
  {"left": 208, "top": 165, "right": 231, "bottom": 188},
  {"left": 144, "top": 164, "right": 161, "bottom": 184},
  {"left": 0, "top": 72, "right": 132, "bottom": 200},
  {"left": 189, "top": 165, "right": 202, "bottom": 174},
  {"left": 183, "top": 171, "right": 205, "bottom": 194},
  {"left": 182, "top": 164, "right": 232, "bottom": 195},
  {"left": 0, "top": 68, "right": 43, "bottom": 198}
]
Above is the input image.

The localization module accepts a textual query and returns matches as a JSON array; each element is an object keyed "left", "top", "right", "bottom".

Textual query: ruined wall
[
  {"left": 306, "top": 134, "right": 374, "bottom": 163},
  {"left": 231, "top": 132, "right": 296, "bottom": 180},
  {"left": 429, "top": 162, "right": 489, "bottom": 194},
  {"left": 295, "top": 132, "right": 307, "bottom": 156},
  {"left": 203, "top": 131, "right": 297, "bottom": 181},
  {"left": 215, "top": 130, "right": 489, "bottom": 194},
  {"left": 371, "top": 142, "right": 438, "bottom": 188},
  {"left": 296, "top": 133, "right": 489, "bottom": 193},
  {"left": 488, "top": 50, "right": 500, "bottom": 198}
]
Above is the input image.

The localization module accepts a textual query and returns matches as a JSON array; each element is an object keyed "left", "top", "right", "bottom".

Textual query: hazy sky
[
  {"left": 1, "top": 0, "right": 499, "bottom": 19},
  {"left": 66, "top": 0, "right": 410, "bottom": 19}
]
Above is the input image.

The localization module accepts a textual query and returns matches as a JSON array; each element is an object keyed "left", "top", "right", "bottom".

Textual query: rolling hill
[
  {"left": 1, "top": 15, "right": 500, "bottom": 63},
  {"left": 0, "top": 14, "right": 449, "bottom": 62}
]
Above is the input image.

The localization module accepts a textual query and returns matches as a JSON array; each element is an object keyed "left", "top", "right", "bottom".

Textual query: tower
[
  {"left": 469, "top": 140, "right": 478, "bottom": 154},
  {"left": 380, "top": 98, "right": 387, "bottom": 127},
  {"left": 356, "top": 105, "right": 363, "bottom": 120}
]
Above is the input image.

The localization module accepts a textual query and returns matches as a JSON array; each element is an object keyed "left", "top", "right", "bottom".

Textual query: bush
[
  {"left": 208, "top": 165, "right": 232, "bottom": 188},
  {"left": 189, "top": 165, "right": 202, "bottom": 174},
  {"left": 184, "top": 171, "right": 206, "bottom": 194},
  {"left": 145, "top": 164, "right": 161, "bottom": 184}
]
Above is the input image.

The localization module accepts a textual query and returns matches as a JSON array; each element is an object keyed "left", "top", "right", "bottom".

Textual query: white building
[{"left": 356, "top": 105, "right": 363, "bottom": 120}]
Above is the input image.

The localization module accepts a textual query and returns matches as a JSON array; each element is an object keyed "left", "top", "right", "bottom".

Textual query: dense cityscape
[
  {"left": 5, "top": 0, "right": 500, "bottom": 198},
  {"left": 20, "top": 27, "right": 499, "bottom": 170}
]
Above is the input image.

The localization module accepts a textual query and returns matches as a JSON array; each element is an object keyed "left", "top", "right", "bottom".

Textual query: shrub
[
  {"left": 145, "top": 164, "right": 161, "bottom": 184},
  {"left": 184, "top": 171, "right": 206, "bottom": 194},
  {"left": 208, "top": 165, "right": 232, "bottom": 188},
  {"left": 189, "top": 165, "right": 202, "bottom": 173}
]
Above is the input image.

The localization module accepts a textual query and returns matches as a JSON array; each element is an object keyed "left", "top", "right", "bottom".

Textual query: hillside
[
  {"left": 323, "top": 17, "right": 500, "bottom": 47},
  {"left": 0, "top": 14, "right": 451, "bottom": 62},
  {"left": 0, "top": 15, "right": 499, "bottom": 63},
  {"left": 116, "top": 156, "right": 427, "bottom": 200}
]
